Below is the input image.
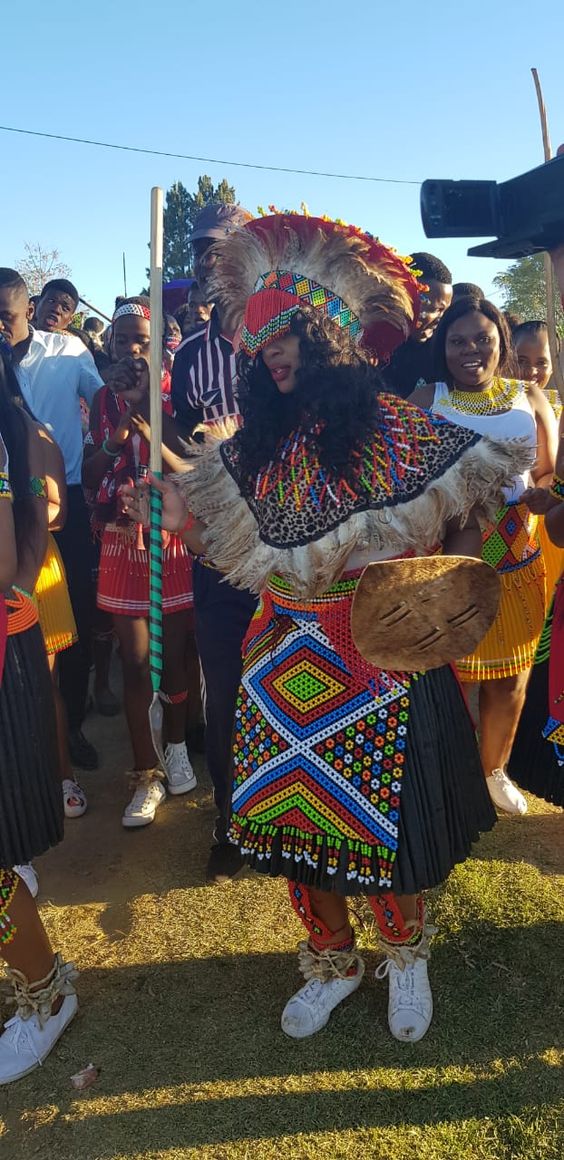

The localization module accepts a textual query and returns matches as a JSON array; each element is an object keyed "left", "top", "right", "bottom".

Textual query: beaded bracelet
[
  {"left": 549, "top": 474, "right": 564, "bottom": 502},
  {"left": 102, "top": 438, "right": 121, "bottom": 457},
  {"left": 0, "top": 472, "right": 13, "bottom": 500}
]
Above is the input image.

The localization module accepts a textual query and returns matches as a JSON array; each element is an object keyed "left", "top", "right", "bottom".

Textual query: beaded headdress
[
  {"left": 112, "top": 301, "right": 151, "bottom": 322},
  {"left": 207, "top": 211, "right": 422, "bottom": 361}
]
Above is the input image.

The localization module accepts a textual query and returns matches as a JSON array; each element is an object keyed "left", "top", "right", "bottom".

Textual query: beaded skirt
[
  {"left": 35, "top": 534, "right": 77, "bottom": 656},
  {"left": 508, "top": 580, "right": 564, "bottom": 807},
  {"left": 97, "top": 525, "right": 193, "bottom": 617},
  {"left": 228, "top": 574, "right": 495, "bottom": 895},
  {"left": 456, "top": 502, "right": 546, "bottom": 681}
]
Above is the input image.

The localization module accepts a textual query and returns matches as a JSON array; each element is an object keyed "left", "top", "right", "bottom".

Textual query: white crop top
[{"left": 430, "top": 382, "right": 537, "bottom": 503}]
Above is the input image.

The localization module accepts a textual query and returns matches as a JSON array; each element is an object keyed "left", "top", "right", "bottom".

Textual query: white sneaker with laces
[
  {"left": 0, "top": 994, "right": 78, "bottom": 1084},
  {"left": 281, "top": 940, "right": 364, "bottom": 1039},
  {"left": 164, "top": 742, "right": 197, "bottom": 795},
  {"left": 376, "top": 955, "right": 433, "bottom": 1043},
  {"left": 122, "top": 773, "right": 166, "bottom": 828},
  {"left": 62, "top": 778, "right": 88, "bottom": 819},
  {"left": 13, "top": 864, "right": 39, "bottom": 899},
  {"left": 487, "top": 768, "right": 528, "bottom": 815}
]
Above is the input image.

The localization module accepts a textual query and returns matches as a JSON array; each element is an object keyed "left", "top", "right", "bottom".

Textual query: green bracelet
[
  {"left": 102, "top": 438, "right": 120, "bottom": 457},
  {"left": 0, "top": 472, "right": 13, "bottom": 500}
]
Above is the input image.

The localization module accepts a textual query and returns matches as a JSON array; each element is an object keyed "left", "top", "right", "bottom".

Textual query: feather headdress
[{"left": 207, "top": 213, "right": 422, "bottom": 361}]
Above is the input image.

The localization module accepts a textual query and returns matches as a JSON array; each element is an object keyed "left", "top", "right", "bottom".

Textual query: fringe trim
[
  {"left": 228, "top": 815, "right": 396, "bottom": 889},
  {"left": 173, "top": 428, "right": 534, "bottom": 599}
]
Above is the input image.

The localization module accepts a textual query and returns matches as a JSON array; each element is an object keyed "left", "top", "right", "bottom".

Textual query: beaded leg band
[
  {"left": 288, "top": 881, "right": 362, "bottom": 980},
  {"left": 5, "top": 952, "right": 78, "bottom": 1026},
  {"left": 369, "top": 892, "right": 436, "bottom": 968},
  {"left": 0, "top": 869, "right": 19, "bottom": 947}
]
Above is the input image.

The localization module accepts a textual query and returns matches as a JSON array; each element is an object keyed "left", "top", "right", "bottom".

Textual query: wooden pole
[
  {"left": 149, "top": 188, "right": 164, "bottom": 474},
  {"left": 531, "top": 68, "right": 564, "bottom": 402},
  {"left": 122, "top": 251, "right": 128, "bottom": 298},
  {"left": 77, "top": 296, "right": 112, "bottom": 324}
]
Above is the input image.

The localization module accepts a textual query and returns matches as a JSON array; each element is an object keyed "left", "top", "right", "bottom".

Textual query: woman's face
[
  {"left": 445, "top": 311, "right": 501, "bottom": 389},
  {"left": 515, "top": 331, "right": 552, "bottom": 390},
  {"left": 261, "top": 332, "right": 302, "bottom": 394},
  {"left": 111, "top": 315, "right": 151, "bottom": 364}
]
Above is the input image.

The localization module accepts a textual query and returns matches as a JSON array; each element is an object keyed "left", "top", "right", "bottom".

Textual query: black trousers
[
  {"left": 53, "top": 486, "right": 96, "bottom": 731},
  {"left": 193, "top": 560, "right": 257, "bottom": 843}
]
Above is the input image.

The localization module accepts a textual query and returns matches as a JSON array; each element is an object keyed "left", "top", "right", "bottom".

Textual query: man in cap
[{"left": 172, "top": 203, "right": 257, "bottom": 884}]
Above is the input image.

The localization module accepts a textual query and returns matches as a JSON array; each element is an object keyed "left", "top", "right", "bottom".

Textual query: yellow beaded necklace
[{"left": 442, "top": 376, "right": 521, "bottom": 417}]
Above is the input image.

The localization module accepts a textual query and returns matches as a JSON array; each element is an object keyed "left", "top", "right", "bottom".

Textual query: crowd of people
[{"left": 0, "top": 201, "right": 562, "bottom": 1084}]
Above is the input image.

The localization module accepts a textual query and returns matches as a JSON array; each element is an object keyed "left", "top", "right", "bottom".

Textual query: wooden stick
[
  {"left": 77, "top": 296, "right": 112, "bottom": 324},
  {"left": 531, "top": 68, "right": 564, "bottom": 402},
  {"left": 149, "top": 188, "right": 164, "bottom": 474}
]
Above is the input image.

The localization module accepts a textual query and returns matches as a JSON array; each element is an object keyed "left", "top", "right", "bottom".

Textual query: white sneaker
[
  {"left": 164, "top": 742, "right": 197, "bottom": 795},
  {"left": 13, "top": 865, "right": 39, "bottom": 899},
  {"left": 487, "top": 768, "right": 528, "bottom": 815},
  {"left": 0, "top": 994, "right": 78, "bottom": 1084},
  {"left": 376, "top": 955, "right": 433, "bottom": 1043},
  {"left": 62, "top": 778, "right": 88, "bottom": 819},
  {"left": 122, "top": 773, "right": 166, "bottom": 828},
  {"left": 281, "top": 941, "right": 364, "bottom": 1039}
]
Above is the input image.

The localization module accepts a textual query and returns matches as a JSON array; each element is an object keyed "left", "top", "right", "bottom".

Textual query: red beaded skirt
[{"left": 97, "top": 524, "right": 193, "bottom": 617}]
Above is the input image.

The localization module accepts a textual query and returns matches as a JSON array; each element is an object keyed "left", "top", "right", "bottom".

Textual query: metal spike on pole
[
  {"left": 531, "top": 68, "right": 564, "bottom": 403},
  {"left": 148, "top": 187, "right": 165, "bottom": 768}
]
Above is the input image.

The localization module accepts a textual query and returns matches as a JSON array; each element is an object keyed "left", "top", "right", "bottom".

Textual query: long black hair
[
  {"left": 235, "top": 307, "right": 382, "bottom": 482},
  {"left": 432, "top": 296, "right": 518, "bottom": 387},
  {"left": 0, "top": 344, "right": 35, "bottom": 554}
]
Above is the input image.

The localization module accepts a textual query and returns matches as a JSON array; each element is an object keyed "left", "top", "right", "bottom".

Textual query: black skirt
[
  {"left": 0, "top": 623, "right": 63, "bottom": 867},
  {"left": 508, "top": 586, "right": 564, "bottom": 808},
  {"left": 234, "top": 664, "right": 496, "bottom": 896}
]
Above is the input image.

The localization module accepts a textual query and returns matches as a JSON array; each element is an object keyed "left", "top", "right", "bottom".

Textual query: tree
[
  {"left": 493, "top": 254, "right": 564, "bottom": 335},
  {"left": 145, "top": 175, "right": 237, "bottom": 285},
  {"left": 16, "top": 242, "right": 72, "bottom": 295}
]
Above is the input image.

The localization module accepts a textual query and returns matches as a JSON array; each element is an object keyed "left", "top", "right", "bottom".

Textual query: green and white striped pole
[{"left": 148, "top": 186, "right": 165, "bottom": 768}]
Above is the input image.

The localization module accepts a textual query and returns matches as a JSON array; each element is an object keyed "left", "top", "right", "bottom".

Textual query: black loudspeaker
[{"left": 420, "top": 154, "right": 564, "bottom": 259}]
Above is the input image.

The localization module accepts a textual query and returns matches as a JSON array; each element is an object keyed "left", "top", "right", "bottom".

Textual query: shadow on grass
[
  {"left": 1, "top": 920, "right": 562, "bottom": 1154},
  {"left": 476, "top": 812, "right": 564, "bottom": 876}
]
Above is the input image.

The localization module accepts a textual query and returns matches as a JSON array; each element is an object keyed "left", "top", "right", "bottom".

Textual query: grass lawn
[{"left": 0, "top": 708, "right": 562, "bottom": 1160}]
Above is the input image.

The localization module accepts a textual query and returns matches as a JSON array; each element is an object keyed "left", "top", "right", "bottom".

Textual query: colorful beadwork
[
  {"left": 367, "top": 892, "right": 424, "bottom": 946},
  {"left": 438, "top": 377, "right": 521, "bottom": 417},
  {"left": 29, "top": 475, "right": 47, "bottom": 500},
  {"left": 221, "top": 394, "right": 481, "bottom": 550},
  {"left": 229, "top": 574, "right": 412, "bottom": 889},
  {"left": 549, "top": 474, "right": 564, "bottom": 502},
  {"left": 0, "top": 869, "right": 18, "bottom": 946},
  {"left": 0, "top": 472, "right": 13, "bottom": 500},
  {"left": 481, "top": 501, "right": 540, "bottom": 574},
  {"left": 240, "top": 269, "right": 362, "bottom": 357}
]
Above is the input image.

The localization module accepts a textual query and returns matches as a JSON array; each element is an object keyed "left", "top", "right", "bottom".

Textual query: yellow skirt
[
  {"left": 34, "top": 534, "right": 78, "bottom": 656},
  {"left": 456, "top": 553, "right": 546, "bottom": 681},
  {"left": 539, "top": 516, "right": 564, "bottom": 601}
]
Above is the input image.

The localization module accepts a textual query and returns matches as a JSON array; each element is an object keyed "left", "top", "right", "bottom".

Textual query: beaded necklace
[{"left": 444, "top": 376, "right": 520, "bottom": 417}]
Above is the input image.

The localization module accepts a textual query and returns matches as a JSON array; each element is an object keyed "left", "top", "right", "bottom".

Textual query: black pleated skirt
[
  {"left": 0, "top": 623, "right": 63, "bottom": 867},
  {"left": 233, "top": 664, "right": 496, "bottom": 896},
  {"left": 508, "top": 586, "right": 564, "bottom": 807}
]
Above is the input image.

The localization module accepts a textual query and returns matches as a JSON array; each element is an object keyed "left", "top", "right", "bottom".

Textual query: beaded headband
[
  {"left": 112, "top": 302, "right": 150, "bottom": 322},
  {"left": 239, "top": 270, "right": 362, "bottom": 356}
]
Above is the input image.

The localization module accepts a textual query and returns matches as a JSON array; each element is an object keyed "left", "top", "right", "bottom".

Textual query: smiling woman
[{"left": 409, "top": 296, "right": 559, "bottom": 818}]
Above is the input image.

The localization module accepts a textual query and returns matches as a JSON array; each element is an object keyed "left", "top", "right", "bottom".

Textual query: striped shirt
[{"left": 171, "top": 308, "right": 238, "bottom": 434}]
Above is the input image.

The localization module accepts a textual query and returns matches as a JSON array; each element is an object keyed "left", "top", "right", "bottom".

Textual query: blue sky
[{"left": 1, "top": 1, "right": 563, "bottom": 317}]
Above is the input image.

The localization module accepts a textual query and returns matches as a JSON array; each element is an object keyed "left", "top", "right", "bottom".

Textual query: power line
[{"left": 0, "top": 124, "right": 420, "bottom": 186}]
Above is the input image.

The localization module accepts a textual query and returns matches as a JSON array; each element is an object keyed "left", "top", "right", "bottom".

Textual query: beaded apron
[{"left": 230, "top": 573, "right": 414, "bottom": 888}]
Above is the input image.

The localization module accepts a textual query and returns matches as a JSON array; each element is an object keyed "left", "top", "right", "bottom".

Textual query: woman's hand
[
  {"left": 104, "top": 357, "right": 150, "bottom": 408},
  {"left": 119, "top": 472, "right": 188, "bottom": 532},
  {"left": 130, "top": 412, "right": 151, "bottom": 443},
  {"left": 521, "top": 485, "right": 554, "bottom": 515}
]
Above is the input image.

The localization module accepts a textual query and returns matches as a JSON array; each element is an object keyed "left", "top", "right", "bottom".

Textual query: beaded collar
[{"left": 220, "top": 393, "right": 482, "bottom": 549}]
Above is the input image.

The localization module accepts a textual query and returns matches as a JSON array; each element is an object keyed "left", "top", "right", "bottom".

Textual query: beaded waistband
[{"left": 6, "top": 588, "right": 39, "bottom": 636}]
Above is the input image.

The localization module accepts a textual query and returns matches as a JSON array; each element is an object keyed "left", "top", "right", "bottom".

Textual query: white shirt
[{"left": 16, "top": 329, "right": 102, "bottom": 484}]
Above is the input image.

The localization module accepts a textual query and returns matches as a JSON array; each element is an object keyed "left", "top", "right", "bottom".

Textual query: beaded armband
[
  {"left": 29, "top": 475, "right": 48, "bottom": 499},
  {"left": 549, "top": 474, "right": 564, "bottom": 502},
  {"left": 0, "top": 472, "right": 13, "bottom": 500}
]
